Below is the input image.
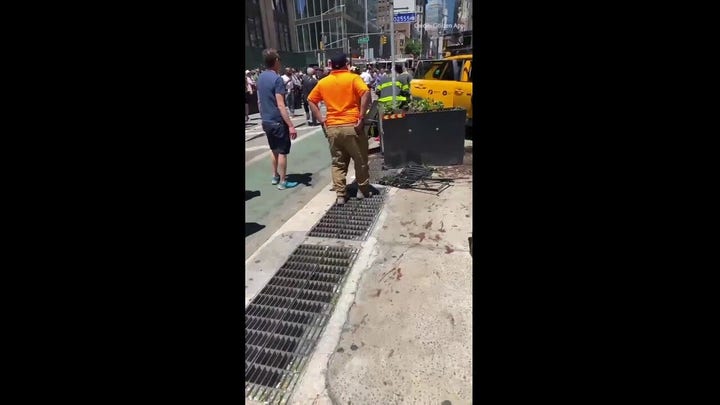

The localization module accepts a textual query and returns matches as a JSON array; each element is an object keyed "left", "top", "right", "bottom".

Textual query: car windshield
[{"left": 415, "top": 60, "right": 453, "bottom": 80}]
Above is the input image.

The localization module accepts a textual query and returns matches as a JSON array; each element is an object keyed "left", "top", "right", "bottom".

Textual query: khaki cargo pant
[{"left": 325, "top": 124, "right": 370, "bottom": 197}]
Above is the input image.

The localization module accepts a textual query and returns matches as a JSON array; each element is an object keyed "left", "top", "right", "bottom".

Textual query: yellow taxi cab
[{"left": 411, "top": 50, "right": 472, "bottom": 127}]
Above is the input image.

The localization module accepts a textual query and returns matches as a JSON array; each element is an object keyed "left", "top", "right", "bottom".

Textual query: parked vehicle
[
  {"left": 411, "top": 56, "right": 472, "bottom": 127},
  {"left": 411, "top": 38, "right": 472, "bottom": 128}
]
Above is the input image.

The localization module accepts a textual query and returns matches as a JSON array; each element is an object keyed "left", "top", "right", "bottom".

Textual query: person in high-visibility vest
[
  {"left": 376, "top": 64, "right": 410, "bottom": 106},
  {"left": 398, "top": 66, "right": 412, "bottom": 88}
]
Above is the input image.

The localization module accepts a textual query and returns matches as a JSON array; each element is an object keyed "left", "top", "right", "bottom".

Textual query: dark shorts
[{"left": 262, "top": 121, "right": 291, "bottom": 155}]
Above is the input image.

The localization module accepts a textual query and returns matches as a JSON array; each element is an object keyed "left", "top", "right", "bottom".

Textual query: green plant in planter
[
  {"left": 379, "top": 100, "right": 405, "bottom": 114},
  {"left": 380, "top": 98, "right": 445, "bottom": 114},
  {"left": 407, "top": 98, "right": 444, "bottom": 112}
]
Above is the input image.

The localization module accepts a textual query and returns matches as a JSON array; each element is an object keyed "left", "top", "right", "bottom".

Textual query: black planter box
[{"left": 381, "top": 108, "right": 466, "bottom": 168}]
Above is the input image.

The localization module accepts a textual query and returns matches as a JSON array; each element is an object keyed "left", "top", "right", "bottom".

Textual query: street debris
[{"left": 378, "top": 162, "right": 456, "bottom": 196}]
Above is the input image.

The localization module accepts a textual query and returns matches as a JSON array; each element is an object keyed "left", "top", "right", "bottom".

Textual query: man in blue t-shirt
[{"left": 256, "top": 48, "right": 299, "bottom": 190}]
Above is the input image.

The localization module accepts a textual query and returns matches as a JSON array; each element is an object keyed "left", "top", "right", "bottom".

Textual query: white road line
[
  {"left": 246, "top": 145, "right": 269, "bottom": 152},
  {"left": 245, "top": 126, "right": 318, "bottom": 144},
  {"left": 245, "top": 127, "right": 324, "bottom": 166}
]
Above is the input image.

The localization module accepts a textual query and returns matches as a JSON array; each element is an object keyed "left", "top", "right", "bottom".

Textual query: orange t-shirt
[{"left": 307, "top": 70, "right": 369, "bottom": 126}]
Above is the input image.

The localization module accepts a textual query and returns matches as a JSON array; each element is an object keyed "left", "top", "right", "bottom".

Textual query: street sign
[
  {"left": 358, "top": 37, "right": 369, "bottom": 44},
  {"left": 393, "top": 12, "right": 415, "bottom": 23}
]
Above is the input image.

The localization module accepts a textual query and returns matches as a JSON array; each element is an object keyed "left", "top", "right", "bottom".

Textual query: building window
[
  {"left": 278, "top": 24, "right": 285, "bottom": 51},
  {"left": 310, "top": 23, "right": 317, "bottom": 50},
  {"left": 283, "top": 24, "right": 291, "bottom": 52},
  {"left": 329, "top": 18, "right": 336, "bottom": 48},
  {"left": 302, "top": 0, "right": 310, "bottom": 18},
  {"left": 303, "top": 24, "right": 311, "bottom": 51},
  {"left": 282, "top": 24, "right": 288, "bottom": 51},
  {"left": 247, "top": 17, "right": 264, "bottom": 48},
  {"left": 297, "top": 26, "right": 305, "bottom": 52},
  {"left": 276, "top": 22, "right": 283, "bottom": 50}
]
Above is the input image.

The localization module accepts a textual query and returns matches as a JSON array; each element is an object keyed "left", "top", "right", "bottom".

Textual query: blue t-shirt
[{"left": 257, "top": 70, "right": 286, "bottom": 124}]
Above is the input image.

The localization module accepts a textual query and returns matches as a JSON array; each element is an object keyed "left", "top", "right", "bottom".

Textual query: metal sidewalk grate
[
  {"left": 245, "top": 244, "right": 359, "bottom": 404},
  {"left": 307, "top": 188, "right": 386, "bottom": 240}
]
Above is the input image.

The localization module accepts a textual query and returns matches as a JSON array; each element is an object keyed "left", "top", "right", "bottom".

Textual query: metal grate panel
[
  {"left": 245, "top": 245, "right": 359, "bottom": 404},
  {"left": 307, "top": 188, "right": 386, "bottom": 240}
]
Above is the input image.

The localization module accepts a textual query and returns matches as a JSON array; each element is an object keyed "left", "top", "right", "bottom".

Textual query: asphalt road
[
  {"left": 244, "top": 98, "right": 386, "bottom": 260},
  {"left": 244, "top": 107, "right": 335, "bottom": 260}
]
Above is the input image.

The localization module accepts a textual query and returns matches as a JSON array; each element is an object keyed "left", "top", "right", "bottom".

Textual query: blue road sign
[{"left": 393, "top": 12, "right": 416, "bottom": 23}]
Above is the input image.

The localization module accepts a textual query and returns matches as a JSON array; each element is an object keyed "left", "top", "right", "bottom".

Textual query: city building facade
[
  {"left": 292, "top": 0, "right": 379, "bottom": 64},
  {"left": 376, "top": 0, "right": 413, "bottom": 59},
  {"left": 245, "top": 0, "right": 305, "bottom": 69},
  {"left": 422, "top": 0, "right": 469, "bottom": 58},
  {"left": 243, "top": 0, "right": 470, "bottom": 68}
]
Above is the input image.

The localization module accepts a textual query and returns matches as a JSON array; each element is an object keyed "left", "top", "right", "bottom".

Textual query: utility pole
[
  {"left": 364, "top": 0, "right": 368, "bottom": 59},
  {"left": 389, "top": 3, "right": 410, "bottom": 104},
  {"left": 390, "top": 2, "right": 395, "bottom": 103},
  {"left": 344, "top": 18, "right": 349, "bottom": 55},
  {"left": 438, "top": 3, "right": 447, "bottom": 57},
  {"left": 417, "top": 4, "right": 425, "bottom": 58}
]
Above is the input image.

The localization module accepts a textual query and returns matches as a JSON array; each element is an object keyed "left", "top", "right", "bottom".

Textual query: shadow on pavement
[
  {"left": 286, "top": 173, "right": 313, "bottom": 186},
  {"left": 245, "top": 190, "right": 261, "bottom": 201},
  {"left": 245, "top": 222, "right": 266, "bottom": 237}
]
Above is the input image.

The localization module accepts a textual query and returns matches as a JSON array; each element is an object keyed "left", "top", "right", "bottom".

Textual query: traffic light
[
  {"left": 380, "top": 35, "right": 387, "bottom": 45},
  {"left": 319, "top": 41, "right": 324, "bottom": 51}
]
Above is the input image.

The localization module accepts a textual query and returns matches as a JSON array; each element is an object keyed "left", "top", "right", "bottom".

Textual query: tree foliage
[{"left": 404, "top": 39, "right": 422, "bottom": 57}]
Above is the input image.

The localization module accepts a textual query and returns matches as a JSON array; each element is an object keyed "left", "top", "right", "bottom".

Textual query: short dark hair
[
  {"left": 262, "top": 48, "right": 280, "bottom": 68},
  {"left": 394, "top": 64, "right": 404, "bottom": 74}
]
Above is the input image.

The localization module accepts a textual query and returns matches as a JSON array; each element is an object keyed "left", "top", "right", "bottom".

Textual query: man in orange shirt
[{"left": 307, "top": 54, "right": 372, "bottom": 205}]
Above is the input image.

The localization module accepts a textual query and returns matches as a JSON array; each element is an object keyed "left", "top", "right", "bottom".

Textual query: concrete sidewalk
[
  {"left": 290, "top": 173, "right": 473, "bottom": 405},
  {"left": 245, "top": 150, "right": 473, "bottom": 405}
]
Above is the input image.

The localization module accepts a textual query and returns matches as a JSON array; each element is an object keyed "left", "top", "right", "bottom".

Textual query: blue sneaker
[
  {"left": 277, "top": 181, "right": 298, "bottom": 190},
  {"left": 271, "top": 175, "right": 280, "bottom": 185}
]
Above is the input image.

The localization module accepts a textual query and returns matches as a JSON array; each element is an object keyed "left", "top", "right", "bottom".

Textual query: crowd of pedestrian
[
  {"left": 352, "top": 65, "right": 413, "bottom": 93},
  {"left": 245, "top": 62, "right": 415, "bottom": 122},
  {"left": 246, "top": 65, "right": 332, "bottom": 123},
  {"left": 244, "top": 52, "right": 416, "bottom": 201}
]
